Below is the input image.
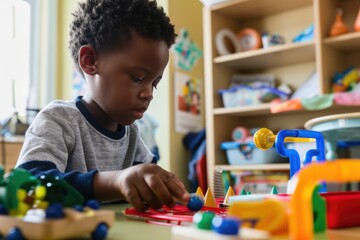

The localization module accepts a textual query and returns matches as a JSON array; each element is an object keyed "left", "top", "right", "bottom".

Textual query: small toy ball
[
  {"left": 187, "top": 193, "right": 204, "bottom": 211},
  {"left": 86, "top": 199, "right": 100, "bottom": 210},
  {"left": 193, "top": 211, "right": 215, "bottom": 230},
  {"left": 7, "top": 227, "right": 25, "bottom": 240},
  {"left": 74, "top": 205, "right": 84, "bottom": 212},
  {"left": 212, "top": 216, "right": 241, "bottom": 235},
  {"left": 91, "top": 223, "right": 109, "bottom": 240},
  {"left": 0, "top": 204, "right": 8, "bottom": 215},
  {"left": 45, "top": 203, "right": 64, "bottom": 219}
]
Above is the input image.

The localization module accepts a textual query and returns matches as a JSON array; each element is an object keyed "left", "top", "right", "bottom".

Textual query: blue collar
[{"left": 75, "top": 96, "right": 125, "bottom": 140}]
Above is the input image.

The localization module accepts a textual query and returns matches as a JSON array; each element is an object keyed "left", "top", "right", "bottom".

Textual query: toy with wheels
[{"left": 0, "top": 168, "right": 115, "bottom": 239}]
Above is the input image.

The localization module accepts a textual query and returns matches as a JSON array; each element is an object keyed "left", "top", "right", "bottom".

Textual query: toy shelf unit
[{"left": 203, "top": 0, "right": 360, "bottom": 192}]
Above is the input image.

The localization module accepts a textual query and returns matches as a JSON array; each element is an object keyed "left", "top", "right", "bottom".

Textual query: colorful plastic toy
[
  {"left": 289, "top": 160, "right": 360, "bottom": 240},
  {"left": 253, "top": 128, "right": 322, "bottom": 178},
  {"left": 0, "top": 168, "right": 115, "bottom": 239}
]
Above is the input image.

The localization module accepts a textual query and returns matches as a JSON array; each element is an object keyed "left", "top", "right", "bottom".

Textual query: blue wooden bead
[
  {"left": 212, "top": 216, "right": 241, "bottom": 235},
  {"left": 187, "top": 193, "right": 204, "bottom": 211}
]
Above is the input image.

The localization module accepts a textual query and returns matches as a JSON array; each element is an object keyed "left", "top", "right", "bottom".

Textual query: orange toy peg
[{"left": 329, "top": 8, "right": 348, "bottom": 37}]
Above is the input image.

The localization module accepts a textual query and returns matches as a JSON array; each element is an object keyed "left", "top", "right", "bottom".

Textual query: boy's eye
[
  {"left": 131, "top": 75, "right": 145, "bottom": 83},
  {"left": 152, "top": 78, "right": 161, "bottom": 90}
]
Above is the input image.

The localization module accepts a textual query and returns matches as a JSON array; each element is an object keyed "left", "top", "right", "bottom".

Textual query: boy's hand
[{"left": 115, "top": 164, "right": 190, "bottom": 211}]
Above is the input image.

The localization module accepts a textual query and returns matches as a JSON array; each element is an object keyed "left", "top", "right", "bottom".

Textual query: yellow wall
[
  {"left": 146, "top": 0, "right": 171, "bottom": 172},
  {"left": 56, "top": 0, "right": 79, "bottom": 100},
  {"left": 168, "top": 0, "right": 204, "bottom": 189}
]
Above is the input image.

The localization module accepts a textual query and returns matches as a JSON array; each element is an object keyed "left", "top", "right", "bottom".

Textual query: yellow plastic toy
[{"left": 228, "top": 198, "right": 288, "bottom": 235}]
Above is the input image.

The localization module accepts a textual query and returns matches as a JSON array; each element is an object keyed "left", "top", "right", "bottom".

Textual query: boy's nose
[{"left": 140, "top": 89, "right": 153, "bottom": 101}]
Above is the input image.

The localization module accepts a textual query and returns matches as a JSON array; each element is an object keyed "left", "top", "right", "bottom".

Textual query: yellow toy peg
[
  {"left": 195, "top": 187, "right": 204, "bottom": 198},
  {"left": 223, "top": 186, "right": 235, "bottom": 205},
  {"left": 203, "top": 188, "right": 217, "bottom": 208}
]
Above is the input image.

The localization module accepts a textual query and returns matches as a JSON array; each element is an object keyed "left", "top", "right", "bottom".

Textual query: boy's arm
[{"left": 18, "top": 160, "right": 190, "bottom": 211}]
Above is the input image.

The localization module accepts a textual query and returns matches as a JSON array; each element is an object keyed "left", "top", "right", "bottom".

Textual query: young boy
[{"left": 16, "top": 0, "right": 190, "bottom": 211}]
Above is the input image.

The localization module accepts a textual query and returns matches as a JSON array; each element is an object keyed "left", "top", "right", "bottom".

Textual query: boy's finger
[
  {"left": 124, "top": 185, "right": 148, "bottom": 211},
  {"left": 137, "top": 181, "right": 163, "bottom": 209},
  {"left": 160, "top": 172, "right": 190, "bottom": 202},
  {"left": 144, "top": 174, "right": 175, "bottom": 208}
]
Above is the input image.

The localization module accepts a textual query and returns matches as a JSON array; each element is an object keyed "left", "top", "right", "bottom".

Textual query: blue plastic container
[{"left": 220, "top": 141, "right": 288, "bottom": 165}]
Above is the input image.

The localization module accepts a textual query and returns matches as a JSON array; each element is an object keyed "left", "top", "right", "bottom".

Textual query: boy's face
[{"left": 88, "top": 33, "right": 169, "bottom": 126}]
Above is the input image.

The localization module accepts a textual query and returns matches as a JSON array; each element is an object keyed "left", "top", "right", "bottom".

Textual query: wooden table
[{"left": 103, "top": 203, "right": 172, "bottom": 240}]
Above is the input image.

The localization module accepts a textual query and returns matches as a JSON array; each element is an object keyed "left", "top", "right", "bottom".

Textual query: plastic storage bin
[
  {"left": 218, "top": 85, "right": 289, "bottom": 108},
  {"left": 220, "top": 141, "right": 288, "bottom": 165}
]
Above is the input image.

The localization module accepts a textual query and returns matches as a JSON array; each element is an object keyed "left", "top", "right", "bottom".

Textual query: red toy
[{"left": 123, "top": 197, "right": 227, "bottom": 226}]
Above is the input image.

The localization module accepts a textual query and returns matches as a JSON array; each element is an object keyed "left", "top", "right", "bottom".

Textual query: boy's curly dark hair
[{"left": 69, "top": 0, "right": 176, "bottom": 72}]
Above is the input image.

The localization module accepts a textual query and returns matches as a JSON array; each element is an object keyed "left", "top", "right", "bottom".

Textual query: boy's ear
[{"left": 78, "top": 45, "right": 98, "bottom": 75}]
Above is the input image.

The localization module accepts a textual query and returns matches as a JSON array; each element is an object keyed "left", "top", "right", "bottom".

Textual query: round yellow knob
[{"left": 253, "top": 128, "right": 275, "bottom": 150}]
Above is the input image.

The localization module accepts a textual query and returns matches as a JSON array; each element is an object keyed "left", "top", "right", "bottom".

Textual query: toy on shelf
[
  {"left": 331, "top": 66, "right": 360, "bottom": 93},
  {"left": 237, "top": 28, "right": 262, "bottom": 51},
  {"left": 0, "top": 167, "right": 115, "bottom": 240},
  {"left": 329, "top": 8, "right": 348, "bottom": 37},
  {"left": 354, "top": 7, "right": 360, "bottom": 32},
  {"left": 292, "top": 24, "right": 314, "bottom": 43},
  {"left": 261, "top": 33, "right": 285, "bottom": 49}
]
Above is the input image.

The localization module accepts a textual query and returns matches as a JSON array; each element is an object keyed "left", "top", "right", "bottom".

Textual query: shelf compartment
[
  {"left": 213, "top": 103, "right": 272, "bottom": 116},
  {"left": 211, "top": 0, "right": 312, "bottom": 21},
  {"left": 216, "top": 163, "right": 290, "bottom": 171},
  {"left": 323, "top": 32, "right": 360, "bottom": 53},
  {"left": 213, "top": 103, "right": 360, "bottom": 117},
  {"left": 214, "top": 42, "right": 315, "bottom": 70}
]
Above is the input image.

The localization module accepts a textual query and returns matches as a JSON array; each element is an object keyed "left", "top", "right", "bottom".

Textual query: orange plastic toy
[
  {"left": 289, "top": 160, "right": 360, "bottom": 240},
  {"left": 354, "top": 7, "right": 360, "bottom": 32},
  {"left": 329, "top": 8, "right": 348, "bottom": 37}
]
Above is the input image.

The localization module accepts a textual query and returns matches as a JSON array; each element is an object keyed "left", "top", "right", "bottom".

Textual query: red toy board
[{"left": 123, "top": 201, "right": 227, "bottom": 226}]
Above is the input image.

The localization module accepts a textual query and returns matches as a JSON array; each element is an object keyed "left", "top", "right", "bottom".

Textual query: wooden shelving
[
  {"left": 323, "top": 32, "right": 360, "bottom": 52},
  {"left": 216, "top": 163, "right": 290, "bottom": 172},
  {"left": 203, "top": 0, "right": 360, "bottom": 192},
  {"left": 211, "top": 0, "right": 313, "bottom": 20},
  {"left": 214, "top": 42, "right": 316, "bottom": 70}
]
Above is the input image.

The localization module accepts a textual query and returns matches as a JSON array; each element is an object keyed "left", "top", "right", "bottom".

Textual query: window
[{"left": 0, "top": 0, "right": 31, "bottom": 121}]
